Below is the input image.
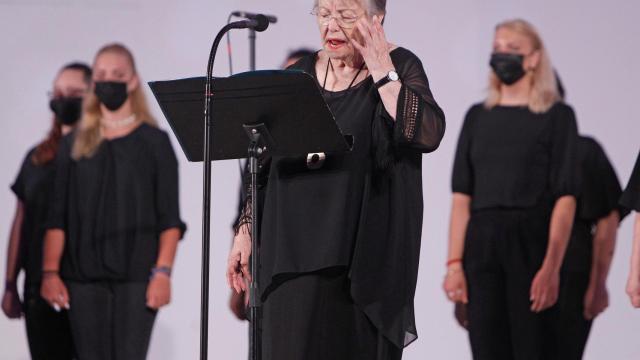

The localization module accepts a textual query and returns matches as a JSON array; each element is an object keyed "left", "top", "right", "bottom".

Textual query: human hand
[
  {"left": 626, "top": 272, "right": 640, "bottom": 308},
  {"left": 530, "top": 266, "right": 560, "bottom": 312},
  {"left": 351, "top": 15, "right": 394, "bottom": 81},
  {"left": 146, "top": 273, "right": 171, "bottom": 310},
  {"left": 583, "top": 280, "right": 608, "bottom": 320},
  {"left": 2, "top": 285, "right": 22, "bottom": 319},
  {"left": 40, "top": 273, "right": 70, "bottom": 312},
  {"left": 443, "top": 264, "right": 468, "bottom": 304},
  {"left": 227, "top": 230, "right": 252, "bottom": 294}
]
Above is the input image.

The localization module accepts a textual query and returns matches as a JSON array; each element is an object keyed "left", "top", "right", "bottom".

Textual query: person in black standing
[
  {"left": 40, "top": 43, "right": 186, "bottom": 360},
  {"left": 553, "top": 135, "right": 627, "bottom": 359},
  {"left": 2, "top": 62, "right": 91, "bottom": 360},
  {"left": 444, "top": 19, "right": 579, "bottom": 359},
  {"left": 226, "top": 0, "right": 445, "bottom": 359},
  {"left": 622, "top": 152, "right": 640, "bottom": 307}
]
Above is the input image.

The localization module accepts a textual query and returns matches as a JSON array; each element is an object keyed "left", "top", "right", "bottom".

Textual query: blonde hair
[
  {"left": 72, "top": 43, "right": 156, "bottom": 160},
  {"left": 485, "top": 19, "right": 559, "bottom": 113}
]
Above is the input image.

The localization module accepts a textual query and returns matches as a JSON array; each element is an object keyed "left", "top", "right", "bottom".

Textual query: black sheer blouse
[
  {"left": 11, "top": 147, "right": 56, "bottom": 285},
  {"left": 452, "top": 103, "right": 580, "bottom": 209},
  {"left": 237, "top": 47, "right": 445, "bottom": 348},
  {"left": 564, "top": 136, "right": 627, "bottom": 272},
  {"left": 47, "top": 124, "right": 186, "bottom": 282},
  {"left": 620, "top": 151, "right": 640, "bottom": 212}
]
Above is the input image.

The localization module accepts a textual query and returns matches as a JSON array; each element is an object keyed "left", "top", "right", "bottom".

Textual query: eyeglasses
[{"left": 310, "top": 7, "right": 364, "bottom": 29}]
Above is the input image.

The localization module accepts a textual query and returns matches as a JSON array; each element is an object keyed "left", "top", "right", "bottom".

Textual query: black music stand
[{"left": 148, "top": 70, "right": 351, "bottom": 360}]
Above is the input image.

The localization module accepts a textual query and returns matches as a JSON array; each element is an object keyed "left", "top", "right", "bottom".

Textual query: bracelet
[
  {"left": 446, "top": 258, "right": 463, "bottom": 267},
  {"left": 42, "top": 269, "right": 59, "bottom": 277},
  {"left": 150, "top": 266, "right": 172, "bottom": 280}
]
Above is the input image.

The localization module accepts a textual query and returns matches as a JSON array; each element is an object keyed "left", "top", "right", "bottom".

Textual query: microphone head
[{"left": 254, "top": 14, "right": 269, "bottom": 32}]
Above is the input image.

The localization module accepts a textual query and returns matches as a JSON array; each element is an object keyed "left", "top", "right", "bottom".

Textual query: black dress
[
  {"left": 11, "top": 147, "right": 74, "bottom": 359},
  {"left": 554, "top": 136, "right": 627, "bottom": 359},
  {"left": 620, "top": 151, "right": 640, "bottom": 212},
  {"left": 452, "top": 102, "right": 579, "bottom": 360},
  {"left": 243, "top": 48, "right": 445, "bottom": 358},
  {"left": 47, "top": 123, "right": 186, "bottom": 360}
]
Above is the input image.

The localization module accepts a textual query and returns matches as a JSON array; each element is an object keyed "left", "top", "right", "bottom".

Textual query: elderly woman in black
[
  {"left": 40, "top": 43, "right": 186, "bottom": 360},
  {"left": 226, "top": 0, "right": 445, "bottom": 359},
  {"left": 444, "top": 19, "right": 579, "bottom": 359},
  {"left": 3, "top": 62, "right": 91, "bottom": 360}
]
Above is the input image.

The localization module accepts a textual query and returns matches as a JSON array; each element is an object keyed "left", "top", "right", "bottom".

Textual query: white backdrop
[{"left": 1, "top": 0, "right": 639, "bottom": 359}]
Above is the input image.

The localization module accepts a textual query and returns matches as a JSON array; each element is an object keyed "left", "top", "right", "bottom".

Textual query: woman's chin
[{"left": 324, "top": 48, "right": 352, "bottom": 61}]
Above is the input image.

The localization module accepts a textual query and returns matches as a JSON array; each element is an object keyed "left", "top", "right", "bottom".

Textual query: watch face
[{"left": 389, "top": 71, "right": 400, "bottom": 81}]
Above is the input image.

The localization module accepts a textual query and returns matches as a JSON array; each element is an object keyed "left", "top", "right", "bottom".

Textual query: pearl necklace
[{"left": 101, "top": 114, "right": 137, "bottom": 130}]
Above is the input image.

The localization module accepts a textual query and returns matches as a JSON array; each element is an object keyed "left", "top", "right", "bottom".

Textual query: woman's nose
[{"left": 327, "top": 17, "right": 341, "bottom": 32}]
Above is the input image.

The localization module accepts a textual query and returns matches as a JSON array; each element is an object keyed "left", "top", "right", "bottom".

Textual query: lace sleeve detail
[
  {"left": 391, "top": 51, "right": 445, "bottom": 152},
  {"left": 232, "top": 156, "right": 271, "bottom": 236},
  {"left": 398, "top": 86, "right": 423, "bottom": 143}
]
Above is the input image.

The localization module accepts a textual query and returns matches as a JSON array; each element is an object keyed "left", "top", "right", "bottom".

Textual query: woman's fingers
[
  {"left": 371, "top": 16, "right": 386, "bottom": 43},
  {"left": 356, "top": 18, "right": 373, "bottom": 43},
  {"left": 60, "top": 285, "right": 70, "bottom": 309},
  {"left": 461, "top": 286, "right": 469, "bottom": 304},
  {"left": 227, "top": 256, "right": 238, "bottom": 290}
]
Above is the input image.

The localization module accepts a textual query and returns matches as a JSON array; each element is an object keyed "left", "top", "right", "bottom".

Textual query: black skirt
[{"left": 261, "top": 268, "right": 403, "bottom": 360}]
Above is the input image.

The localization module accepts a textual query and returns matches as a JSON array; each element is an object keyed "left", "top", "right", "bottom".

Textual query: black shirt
[
  {"left": 452, "top": 103, "right": 579, "bottom": 209},
  {"left": 620, "top": 151, "right": 640, "bottom": 212},
  {"left": 47, "top": 124, "right": 186, "bottom": 282},
  {"left": 563, "top": 136, "right": 626, "bottom": 272},
  {"left": 11, "top": 147, "right": 56, "bottom": 285},
  {"left": 247, "top": 48, "right": 445, "bottom": 348}
]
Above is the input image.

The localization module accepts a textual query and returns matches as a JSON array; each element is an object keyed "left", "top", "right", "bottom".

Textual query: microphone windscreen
[{"left": 254, "top": 14, "right": 269, "bottom": 32}]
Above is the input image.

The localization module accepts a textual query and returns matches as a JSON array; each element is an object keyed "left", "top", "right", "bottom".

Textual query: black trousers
[
  {"left": 464, "top": 207, "right": 558, "bottom": 360},
  {"left": 553, "top": 271, "right": 593, "bottom": 359},
  {"left": 24, "top": 284, "right": 75, "bottom": 360},
  {"left": 66, "top": 281, "right": 157, "bottom": 360},
  {"left": 261, "top": 269, "right": 403, "bottom": 360}
]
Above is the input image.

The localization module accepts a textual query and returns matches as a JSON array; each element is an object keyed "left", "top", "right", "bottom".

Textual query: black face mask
[
  {"left": 490, "top": 53, "right": 526, "bottom": 85},
  {"left": 94, "top": 81, "right": 128, "bottom": 111},
  {"left": 49, "top": 97, "right": 83, "bottom": 125}
]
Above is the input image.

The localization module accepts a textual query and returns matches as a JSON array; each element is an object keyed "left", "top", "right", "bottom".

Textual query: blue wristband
[{"left": 150, "top": 266, "right": 172, "bottom": 280}]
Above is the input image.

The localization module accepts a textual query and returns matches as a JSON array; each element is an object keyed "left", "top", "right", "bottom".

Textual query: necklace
[
  {"left": 101, "top": 114, "right": 137, "bottom": 130},
  {"left": 321, "top": 58, "right": 366, "bottom": 94}
]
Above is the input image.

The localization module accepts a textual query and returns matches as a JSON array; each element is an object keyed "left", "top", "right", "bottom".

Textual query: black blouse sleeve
[
  {"left": 153, "top": 132, "right": 187, "bottom": 238},
  {"left": 10, "top": 150, "right": 32, "bottom": 201},
  {"left": 579, "top": 137, "right": 628, "bottom": 221},
  {"left": 620, "top": 151, "right": 640, "bottom": 212},
  {"left": 548, "top": 103, "right": 580, "bottom": 200},
  {"left": 382, "top": 50, "right": 446, "bottom": 153},
  {"left": 46, "top": 136, "right": 72, "bottom": 230},
  {"left": 451, "top": 105, "right": 479, "bottom": 195}
]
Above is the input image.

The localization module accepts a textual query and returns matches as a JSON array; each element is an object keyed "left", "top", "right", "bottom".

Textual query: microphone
[
  {"left": 230, "top": 14, "right": 270, "bottom": 32},
  {"left": 232, "top": 11, "right": 278, "bottom": 24}
]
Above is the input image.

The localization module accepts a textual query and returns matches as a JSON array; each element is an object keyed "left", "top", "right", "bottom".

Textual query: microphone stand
[
  {"left": 202, "top": 16, "right": 268, "bottom": 360},
  {"left": 249, "top": 28, "right": 256, "bottom": 71}
]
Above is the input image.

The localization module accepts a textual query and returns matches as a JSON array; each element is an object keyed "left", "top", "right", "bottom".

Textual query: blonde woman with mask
[
  {"left": 40, "top": 43, "right": 186, "bottom": 360},
  {"left": 444, "top": 19, "right": 579, "bottom": 359}
]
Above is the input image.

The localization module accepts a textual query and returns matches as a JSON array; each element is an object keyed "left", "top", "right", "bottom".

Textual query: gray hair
[{"left": 313, "top": 0, "right": 387, "bottom": 15}]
